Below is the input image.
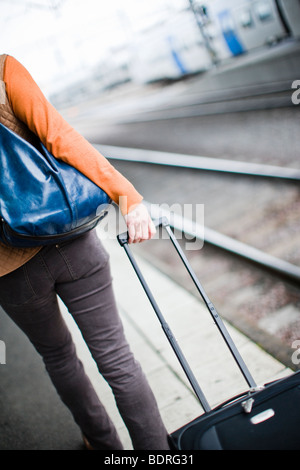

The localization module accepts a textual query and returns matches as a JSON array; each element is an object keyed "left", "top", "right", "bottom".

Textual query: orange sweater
[{"left": 4, "top": 55, "right": 143, "bottom": 215}]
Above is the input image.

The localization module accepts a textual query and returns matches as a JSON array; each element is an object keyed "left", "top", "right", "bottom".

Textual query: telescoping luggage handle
[{"left": 117, "top": 217, "right": 257, "bottom": 413}]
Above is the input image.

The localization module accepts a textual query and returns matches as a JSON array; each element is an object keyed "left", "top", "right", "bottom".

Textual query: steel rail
[
  {"left": 92, "top": 79, "right": 294, "bottom": 124},
  {"left": 97, "top": 144, "right": 300, "bottom": 181},
  {"left": 139, "top": 80, "right": 293, "bottom": 111},
  {"left": 114, "top": 94, "right": 293, "bottom": 122},
  {"left": 143, "top": 201, "right": 300, "bottom": 284}
]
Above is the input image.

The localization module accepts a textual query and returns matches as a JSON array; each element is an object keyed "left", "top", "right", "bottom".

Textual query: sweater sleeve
[{"left": 4, "top": 55, "right": 143, "bottom": 215}]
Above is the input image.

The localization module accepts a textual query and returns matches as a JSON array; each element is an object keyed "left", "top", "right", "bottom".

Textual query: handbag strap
[
  {"left": 0, "top": 54, "right": 8, "bottom": 106},
  {"left": 0, "top": 54, "right": 7, "bottom": 80},
  {"left": 0, "top": 55, "right": 38, "bottom": 146}
]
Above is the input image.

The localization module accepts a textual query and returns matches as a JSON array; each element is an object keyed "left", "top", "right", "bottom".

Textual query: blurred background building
[{"left": 1, "top": 0, "right": 299, "bottom": 103}]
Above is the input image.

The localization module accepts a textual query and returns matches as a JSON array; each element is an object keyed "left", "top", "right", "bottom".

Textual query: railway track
[{"left": 96, "top": 145, "right": 300, "bottom": 372}]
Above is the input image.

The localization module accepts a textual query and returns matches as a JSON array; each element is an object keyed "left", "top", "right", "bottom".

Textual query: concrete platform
[{"left": 57, "top": 228, "right": 292, "bottom": 450}]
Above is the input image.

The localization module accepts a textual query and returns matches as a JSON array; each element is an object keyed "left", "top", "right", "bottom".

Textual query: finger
[
  {"left": 140, "top": 219, "right": 149, "bottom": 241},
  {"left": 127, "top": 223, "right": 135, "bottom": 244},
  {"left": 133, "top": 225, "right": 141, "bottom": 243},
  {"left": 148, "top": 218, "right": 156, "bottom": 239}
]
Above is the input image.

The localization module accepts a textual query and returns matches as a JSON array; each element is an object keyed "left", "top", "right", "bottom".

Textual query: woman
[{"left": 0, "top": 54, "right": 169, "bottom": 450}]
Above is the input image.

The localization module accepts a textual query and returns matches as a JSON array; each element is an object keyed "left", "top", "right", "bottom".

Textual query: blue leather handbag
[{"left": 0, "top": 122, "right": 112, "bottom": 247}]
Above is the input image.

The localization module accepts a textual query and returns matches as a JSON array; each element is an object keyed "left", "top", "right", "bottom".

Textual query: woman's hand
[{"left": 124, "top": 203, "right": 156, "bottom": 244}]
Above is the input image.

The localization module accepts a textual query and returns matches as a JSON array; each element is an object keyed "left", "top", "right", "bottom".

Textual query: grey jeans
[{"left": 0, "top": 230, "right": 169, "bottom": 450}]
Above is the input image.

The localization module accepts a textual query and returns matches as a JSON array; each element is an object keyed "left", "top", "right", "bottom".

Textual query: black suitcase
[{"left": 117, "top": 217, "right": 300, "bottom": 450}]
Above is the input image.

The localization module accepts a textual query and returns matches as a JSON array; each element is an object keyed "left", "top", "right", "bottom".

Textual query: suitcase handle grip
[{"left": 117, "top": 217, "right": 168, "bottom": 246}]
